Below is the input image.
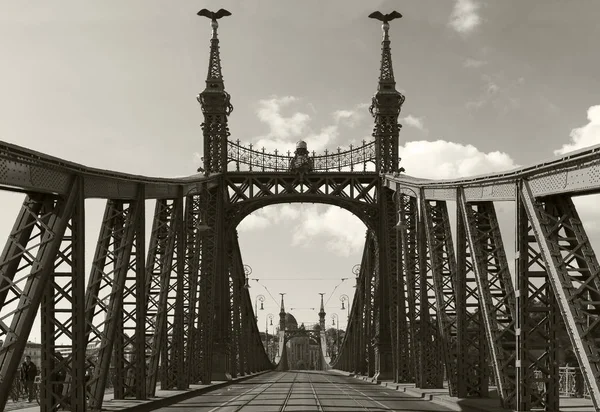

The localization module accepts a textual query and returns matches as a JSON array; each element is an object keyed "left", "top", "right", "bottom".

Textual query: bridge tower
[
  {"left": 279, "top": 293, "right": 287, "bottom": 331},
  {"left": 318, "top": 293, "right": 326, "bottom": 331},
  {"left": 196, "top": 9, "right": 233, "bottom": 383},
  {"left": 369, "top": 13, "right": 405, "bottom": 174},
  {"left": 197, "top": 10, "right": 233, "bottom": 175}
]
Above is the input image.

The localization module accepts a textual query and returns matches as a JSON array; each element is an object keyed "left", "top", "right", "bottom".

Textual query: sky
[{"left": 1, "top": 0, "right": 600, "bottom": 343}]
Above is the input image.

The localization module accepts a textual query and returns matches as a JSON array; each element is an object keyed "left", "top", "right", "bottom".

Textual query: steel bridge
[{"left": 1, "top": 8, "right": 600, "bottom": 412}]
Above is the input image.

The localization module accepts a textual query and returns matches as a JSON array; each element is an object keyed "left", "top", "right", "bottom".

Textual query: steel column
[
  {"left": 519, "top": 181, "right": 600, "bottom": 410},
  {"left": 458, "top": 190, "right": 517, "bottom": 408},
  {"left": 455, "top": 197, "right": 489, "bottom": 397},
  {"left": 0, "top": 180, "right": 78, "bottom": 411},
  {"left": 40, "top": 176, "right": 87, "bottom": 411}
]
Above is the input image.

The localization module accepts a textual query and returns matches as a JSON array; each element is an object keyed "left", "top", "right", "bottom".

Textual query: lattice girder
[
  {"left": 520, "top": 181, "right": 600, "bottom": 410},
  {"left": 85, "top": 189, "right": 144, "bottom": 411},
  {"left": 225, "top": 173, "right": 378, "bottom": 220},
  {"left": 455, "top": 201, "right": 489, "bottom": 398},
  {"left": 398, "top": 194, "right": 418, "bottom": 382},
  {"left": 40, "top": 177, "right": 87, "bottom": 411},
  {"left": 458, "top": 191, "right": 517, "bottom": 408},
  {"left": 183, "top": 194, "right": 202, "bottom": 385},
  {"left": 416, "top": 194, "right": 444, "bottom": 388},
  {"left": 144, "top": 198, "right": 179, "bottom": 395},
  {"left": 516, "top": 185, "right": 559, "bottom": 411},
  {"left": 0, "top": 180, "right": 79, "bottom": 411},
  {"left": 422, "top": 199, "right": 461, "bottom": 395}
]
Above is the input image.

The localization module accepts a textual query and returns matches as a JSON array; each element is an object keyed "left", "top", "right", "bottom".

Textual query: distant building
[{"left": 283, "top": 313, "right": 322, "bottom": 370}]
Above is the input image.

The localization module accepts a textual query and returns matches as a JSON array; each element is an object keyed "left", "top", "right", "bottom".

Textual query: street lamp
[
  {"left": 339, "top": 294, "right": 349, "bottom": 320},
  {"left": 243, "top": 264, "right": 252, "bottom": 289},
  {"left": 255, "top": 294, "right": 265, "bottom": 321},
  {"left": 266, "top": 313, "right": 274, "bottom": 361},
  {"left": 352, "top": 264, "right": 361, "bottom": 288},
  {"left": 331, "top": 313, "right": 340, "bottom": 359}
]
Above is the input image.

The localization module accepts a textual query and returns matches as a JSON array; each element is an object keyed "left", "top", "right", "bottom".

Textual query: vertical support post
[
  {"left": 0, "top": 181, "right": 78, "bottom": 411},
  {"left": 458, "top": 190, "right": 516, "bottom": 408}
]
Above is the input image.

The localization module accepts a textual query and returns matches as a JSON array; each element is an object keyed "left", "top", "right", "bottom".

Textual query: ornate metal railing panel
[{"left": 227, "top": 140, "right": 376, "bottom": 172}]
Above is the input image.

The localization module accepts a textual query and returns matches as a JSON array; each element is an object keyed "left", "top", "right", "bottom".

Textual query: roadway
[{"left": 151, "top": 370, "right": 453, "bottom": 411}]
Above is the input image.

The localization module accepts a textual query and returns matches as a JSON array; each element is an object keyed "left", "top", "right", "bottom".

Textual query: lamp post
[
  {"left": 243, "top": 264, "right": 252, "bottom": 289},
  {"left": 266, "top": 313, "right": 274, "bottom": 361},
  {"left": 255, "top": 294, "right": 265, "bottom": 321},
  {"left": 331, "top": 313, "right": 340, "bottom": 359},
  {"left": 339, "top": 294, "right": 349, "bottom": 321},
  {"left": 352, "top": 264, "right": 361, "bottom": 288}
]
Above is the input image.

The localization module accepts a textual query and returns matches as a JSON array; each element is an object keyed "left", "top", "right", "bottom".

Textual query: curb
[
  {"left": 118, "top": 370, "right": 271, "bottom": 412},
  {"left": 342, "top": 372, "right": 507, "bottom": 412}
]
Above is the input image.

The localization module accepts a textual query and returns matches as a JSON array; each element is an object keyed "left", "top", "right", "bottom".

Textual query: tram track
[
  {"left": 206, "top": 372, "right": 291, "bottom": 412},
  {"left": 306, "top": 371, "right": 324, "bottom": 412},
  {"left": 320, "top": 372, "right": 395, "bottom": 412}
]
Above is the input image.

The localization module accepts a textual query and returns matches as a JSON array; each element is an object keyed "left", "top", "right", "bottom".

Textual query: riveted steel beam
[
  {"left": 144, "top": 198, "right": 179, "bottom": 395},
  {"left": 85, "top": 187, "right": 144, "bottom": 411},
  {"left": 0, "top": 179, "right": 78, "bottom": 411},
  {"left": 39, "top": 176, "right": 87, "bottom": 412},
  {"left": 515, "top": 183, "right": 559, "bottom": 411},
  {"left": 398, "top": 194, "right": 418, "bottom": 382},
  {"left": 455, "top": 198, "right": 489, "bottom": 398},
  {"left": 458, "top": 189, "right": 516, "bottom": 408},
  {"left": 422, "top": 199, "right": 460, "bottom": 396},
  {"left": 520, "top": 180, "right": 600, "bottom": 411},
  {"left": 416, "top": 194, "right": 444, "bottom": 389}
]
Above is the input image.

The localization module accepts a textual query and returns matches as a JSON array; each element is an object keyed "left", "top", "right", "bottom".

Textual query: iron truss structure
[{"left": 1, "top": 8, "right": 600, "bottom": 412}]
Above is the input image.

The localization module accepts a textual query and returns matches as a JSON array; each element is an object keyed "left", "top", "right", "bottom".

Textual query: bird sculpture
[
  {"left": 368, "top": 11, "right": 402, "bottom": 23},
  {"left": 197, "top": 8, "right": 232, "bottom": 21}
]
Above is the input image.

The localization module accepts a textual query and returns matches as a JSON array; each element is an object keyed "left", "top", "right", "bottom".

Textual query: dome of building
[
  {"left": 285, "top": 313, "right": 298, "bottom": 330},
  {"left": 296, "top": 141, "right": 307, "bottom": 150}
]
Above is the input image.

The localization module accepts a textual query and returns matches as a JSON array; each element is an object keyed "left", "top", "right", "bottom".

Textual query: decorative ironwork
[{"left": 227, "top": 139, "right": 376, "bottom": 172}]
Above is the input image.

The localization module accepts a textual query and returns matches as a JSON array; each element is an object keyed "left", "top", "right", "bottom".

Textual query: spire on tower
[
  {"left": 368, "top": 10, "right": 406, "bottom": 174},
  {"left": 318, "top": 293, "right": 326, "bottom": 331},
  {"left": 279, "top": 293, "right": 286, "bottom": 331},
  {"left": 196, "top": 9, "right": 233, "bottom": 175}
]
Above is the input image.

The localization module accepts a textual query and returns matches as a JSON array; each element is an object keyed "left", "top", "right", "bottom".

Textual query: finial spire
[
  {"left": 279, "top": 293, "right": 287, "bottom": 331},
  {"left": 197, "top": 9, "right": 233, "bottom": 175},
  {"left": 197, "top": 9, "right": 231, "bottom": 85},
  {"left": 368, "top": 10, "right": 402, "bottom": 87},
  {"left": 318, "top": 293, "right": 326, "bottom": 330},
  {"left": 368, "top": 10, "right": 405, "bottom": 173}
]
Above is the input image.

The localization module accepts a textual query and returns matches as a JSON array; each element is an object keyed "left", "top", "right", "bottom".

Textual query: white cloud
[
  {"left": 402, "top": 115, "right": 426, "bottom": 132},
  {"left": 292, "top": 206, "right": 366, "bottom": 257},
  {"left": 464, "top": 58, "right": 487, "bottom": 68},
  {"left": 554, "top": 105, "right": 600, "bottom": 155},
  {"left": 238, "top": 204, "right": 301, "bottom": 232},
  {"left": 449, "top": 0, "right": 481, "bottom": 35},
  {"left": 239, "top": 204, "right": 365, "bottom": 257},
  {"left": 400, "top": 140, "right": 517, "bottom": 179},
  {"left": 252, "top": 97, "right": 369, "bottom": 153}
]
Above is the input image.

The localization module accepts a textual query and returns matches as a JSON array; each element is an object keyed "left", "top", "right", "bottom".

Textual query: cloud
[
  {"left": 290, "top": 205, "right": 365, "bottom": 257},
  {"left": 464, "top": 58, "right": 487, "bottom": 68},
  {"left": 448, "top": 0, "right": 481, "bottom": 35},
  {"left": 239, "top": 204, "right": 365, "bottom": 257},
  {"left": 252, "top": 97, "right": 369, "bottom": 153},
  {"left": 466, "top": 74, "right": 521, "bottom": 113},
  {"left": 402, "top": 115, "right": 426, "bottom": 132},
  {"left": 238, "top": 204, "right": 301, "bottom": 232},
  {"left": 554, "top": 105, "right": 600, "bottom": 155},
  {"left": 400, "top": 140, "right": 518, "bottom": 179}
]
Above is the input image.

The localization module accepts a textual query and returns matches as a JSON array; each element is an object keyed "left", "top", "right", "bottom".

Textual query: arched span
[
  {"left": 224, "top": 171, "right": 380, "bottom": 232},
  {"left": 226, "top": 195, "right": 377, "bottom": 233}
]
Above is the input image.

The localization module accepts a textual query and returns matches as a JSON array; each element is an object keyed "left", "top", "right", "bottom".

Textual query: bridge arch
[{"left": 228, "top": 195, "right": 377, "bottom": 234}]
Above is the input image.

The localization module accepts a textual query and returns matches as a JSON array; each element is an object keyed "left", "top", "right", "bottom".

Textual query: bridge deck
[{"left": 149, "top": 371, "right": 452, "bottom": 411}]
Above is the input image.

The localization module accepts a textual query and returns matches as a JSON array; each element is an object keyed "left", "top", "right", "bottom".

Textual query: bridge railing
[{"left": 227, "top": 139, "right": 376, "bottom": 172}]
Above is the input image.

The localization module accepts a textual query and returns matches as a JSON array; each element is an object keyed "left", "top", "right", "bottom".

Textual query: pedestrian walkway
[{"left": 345, "top": 371, "right": 598, "bottom": 412}]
